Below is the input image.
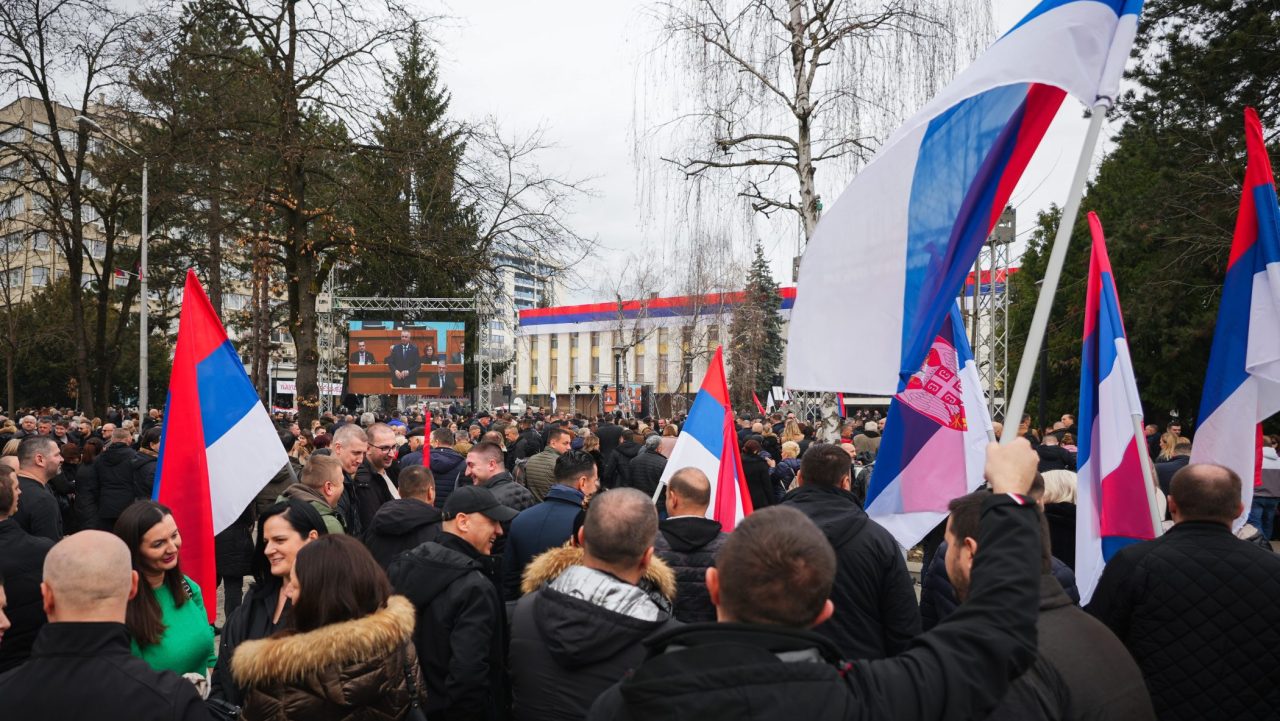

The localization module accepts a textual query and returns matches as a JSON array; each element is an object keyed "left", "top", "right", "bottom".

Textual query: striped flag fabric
[
  {"left": 787, "top": 0, "right": 1143, "bottom": 394},
  {"left": 657, "top": 346, "right": 753, "bottom": 529},
  {"left": 865, "top": 304, "right": 992, "bottom": 549},
  {"left": 1191, "top": 108, "right": 1280, "bottom": 528},
  {"left": 1076, "top": 212, "right": 1159, "bottom": 604},
  {"left": 155, "top": 270, "right": 289, "bottom": 621}
]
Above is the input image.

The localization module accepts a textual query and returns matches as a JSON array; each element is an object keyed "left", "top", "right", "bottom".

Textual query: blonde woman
[
  {"left": 780, "top": 419, "right": 804, "bottom": 445},
  {"left": 1040, "top": 470, "right": 1078, "bottom": 569},
  {"left": 1156, "top": 432, "right": 1180, "bottom": 462}
]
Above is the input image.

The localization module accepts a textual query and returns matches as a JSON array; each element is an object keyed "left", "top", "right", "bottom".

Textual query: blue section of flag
[
  {"left": 683, "top": 389, "right": 726, "bottom": 459},
  {"left": 1002, "top": 0, "right": 1139, "bottom": 38},
  {"left": 195, "top": 340, "right": 261, "bottom": 446}
]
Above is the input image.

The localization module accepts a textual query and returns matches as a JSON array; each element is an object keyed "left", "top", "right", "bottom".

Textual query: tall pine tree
[{"left": 728, "top": 244, "right": 783, "bottom": 410}]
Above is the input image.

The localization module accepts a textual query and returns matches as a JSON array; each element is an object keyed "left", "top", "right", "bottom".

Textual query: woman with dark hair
[
  {"left": 208, "top": 499, "right": 328, "bottom": 707},
  {"left": 232, "top": 535, "right": 421, "bottom": 721},
  {"left": 740, "top": 438, "right": 776, "bottom": 511},
  {"left": 49, "top": 442, "right": 80, "bottom": 533},
  {"left": 73, "top": 437, "right": 103, "bottom": 530},
  {"left": 113, "top": 500, "right": 216, "bottom": 675}
]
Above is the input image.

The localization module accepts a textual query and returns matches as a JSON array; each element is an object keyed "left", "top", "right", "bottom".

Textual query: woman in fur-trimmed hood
[
  {"left": 231, "top": 535, "right": 424, "bottom": 721},
  {"left": 509, "top": 488, "right": 681, "bottom": 721}
]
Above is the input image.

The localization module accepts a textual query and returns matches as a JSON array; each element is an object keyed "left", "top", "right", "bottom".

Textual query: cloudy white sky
[{"left": 430, "top": 0, "right": 1103, "bottom": 302}]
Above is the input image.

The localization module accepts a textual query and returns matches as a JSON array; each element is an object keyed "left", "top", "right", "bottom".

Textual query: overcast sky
[{"left": 429, "top": 0, "right": 1103, "bottom": 302}]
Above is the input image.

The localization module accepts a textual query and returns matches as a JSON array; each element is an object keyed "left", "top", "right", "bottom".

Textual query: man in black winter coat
[
  {"left": 0, "top": 466, "right": 54, "bottom": 672},
  {"left": 363, "top": 466, "right": 442, "bottom": 569},
  {"left": 1087, "top": 463, "right": 1280, "bottom": 721},
  {"left": 780, "top": 443, "right": 920, "bottom": 659},
  {"left": 945, "top": 490, "right": 1154, "bottom": 721},
  {"left": 12, "top": 436, "right": 64, "bottom": 541},
  {"left": 1035, "top": 435, "right": 1076, "bottom": 472},
  {"left": 428, "top": 428, "right": 468, "bottom": 509},
  {"left": 389, "top": 485, "right": 518, "bottom": 721},
  {"left": 350, "top": 423, "right": 400, "bottom": 531},
  {"left": 594, "top": 418, "right": 624, "bottom": 466},
  {"left": 0, "top": 530, "right": 207, "bottom": 721},
  {"left": 510, "top": 488, "right": 679, "bottom": 721},
  {"left": 330, "top": 424, "right": 369, "bottom": 537},
  {"left": 588, "top": 439, "right": 1045, "bottom": 721},
  {"left": 653, "top": 467, "right": 727, "bottom": 623},
  {"left": 627, "top": 436, "right": 668, "bottom": 497},
  {"left": 75, "top": 428, "right": 148, "bottom": 531},
  {"left": 603, "top": 430, "right": 642, "bottom": 489}
]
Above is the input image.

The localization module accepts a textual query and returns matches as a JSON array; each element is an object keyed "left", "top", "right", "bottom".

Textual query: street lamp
[
  {"left": 74, "top": 115, "right": 148, "bottom": 415},
  {"left": 612, "top": 345, "right": 623, "bottom": 418}
]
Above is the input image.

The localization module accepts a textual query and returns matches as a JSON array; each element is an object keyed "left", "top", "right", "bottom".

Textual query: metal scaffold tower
[
  {"left": 965, "top": 206, "right": 1015, "bottom": 422},
  {"left": 317, "top": 271, "right": 496, "bottom": 411}
]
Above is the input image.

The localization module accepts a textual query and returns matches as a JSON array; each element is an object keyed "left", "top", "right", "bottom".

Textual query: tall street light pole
[{"left": 74, "top": 115, "right": 148, "bottom": 414}]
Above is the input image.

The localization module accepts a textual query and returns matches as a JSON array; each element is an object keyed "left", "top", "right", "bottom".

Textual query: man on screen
[
  {"left": 386, "top": 330, "right": 422, "bottom": 388},
  {"left": 350, "top": 340, "right": 375, "bottom": 365}
]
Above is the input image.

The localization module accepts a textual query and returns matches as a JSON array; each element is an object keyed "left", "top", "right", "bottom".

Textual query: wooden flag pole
[{"left": 1001, "top": 102, "right": 1109, "bottom": 444}]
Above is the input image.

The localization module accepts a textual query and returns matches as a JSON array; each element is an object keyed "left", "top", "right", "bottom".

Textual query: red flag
[{"left": 752, "top": 392, "right": 765, "bottom": 415}]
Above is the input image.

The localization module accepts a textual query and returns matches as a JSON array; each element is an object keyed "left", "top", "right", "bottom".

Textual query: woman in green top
[{"left": 114, "top": 500, "right": 217, "bottom": 675}]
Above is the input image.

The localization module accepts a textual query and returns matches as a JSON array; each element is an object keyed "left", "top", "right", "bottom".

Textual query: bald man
[
  {"left": 0, "top": 531, "right": 207, "bottom": 721},
  {"left": 653, "top": 467, "right": 729, "bottom": 622},
  {"left": 1087, "top": 464, "right": 1280, "bottom": 721}
]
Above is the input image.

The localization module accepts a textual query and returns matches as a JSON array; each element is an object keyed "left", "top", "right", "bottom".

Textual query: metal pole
[
  {"left": 1001, "top": 103, "right": 1108, "bottom": 444},
  {"left": 139, "top": 160, "right": 148, "bottom": 415}
]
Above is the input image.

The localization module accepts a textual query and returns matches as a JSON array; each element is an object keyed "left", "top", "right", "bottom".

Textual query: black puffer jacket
[
  {"left": 511, "top": 546, "right": 679, "bottom": 721},
  {"left": 363, "top": 498, "right": 442, "bottom": 569},
  {"left": 389, "top": 532, "right": 507, "bottom": 721},
  {"left": 653, "top": 516, "right": 727, "bottom": 623},
  {"left": 626, "top": 448, "right": 667, "bottom": 497},
  {"left": 208, "top": 580, "right": 289, "bottom": 708},
  {"left": 1086, "top": 521, "right": 1280, "bottom": 721},
  {"left": 429, "top": 447, "right": 467, "bottom": 509},
  {"left": 780, "top": 484, "right": 920, "bottom": 659},
  {"left": 603, "top": 440, "right": 641, "bottom": 489},
  {"left": 75, "top": 443, "right": 148, "bottom": 530},
  {"left": 0, "top": 519, "right": 54, "bottom": 672}
]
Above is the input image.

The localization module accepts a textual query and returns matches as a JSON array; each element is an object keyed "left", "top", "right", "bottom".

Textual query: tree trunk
[
  {"left": 207, "top": 162, "right": 224, "bottom": 316},
  {"left": 789, "top": 0, "right": 819, "bottom": 242},
  {"left": 5, "top": 350, "right": 13, "bottom": 413}
]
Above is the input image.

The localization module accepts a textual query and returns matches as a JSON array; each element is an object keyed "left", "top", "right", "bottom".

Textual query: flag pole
[{"left": 1001, "top": 101, "right": 1109, "bottom": 444}]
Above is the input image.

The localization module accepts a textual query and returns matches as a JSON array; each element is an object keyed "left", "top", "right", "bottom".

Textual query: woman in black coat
[{"left": 740, "top": 439, "right": 776, "bottom": 511}]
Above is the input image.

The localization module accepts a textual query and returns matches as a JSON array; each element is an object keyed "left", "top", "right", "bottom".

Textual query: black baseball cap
[{"left": 443, "top": 485, "right": 519, "bottom": 522}]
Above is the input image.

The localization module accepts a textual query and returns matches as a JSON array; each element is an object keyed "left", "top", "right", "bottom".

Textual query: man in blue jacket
[{"left": 502, "top": 449, "right": 599, "bottom": 599}]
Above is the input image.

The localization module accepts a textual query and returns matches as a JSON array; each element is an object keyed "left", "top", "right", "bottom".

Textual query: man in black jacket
[
  {"left": 510, "top": 487, "right": 678, "bottom": 721},
  {"left": 1035, "top": 434, "right": 1076, "bottom": 472},
  {"left": 389, "top": 485, "right": 518, "bottom": 721},
  {"left": 946, "top": 490, "right": 1154, "bottom": 720},
  {"left": 464, "top": 442, "right": 537, "bottom": 567},
  {"left": 627, "top": 435, "right": 668, "bottom": 497},
  {"left": 603, "top": 430, "right": 642, "bottom": 489},
  {"left": 0, "top": 530, "right": 207, "bottom": 720},
  {"left": 330, "top": 423, "right": 369, "bottom": 537},
  {"left": 594, "top": 416, "right": 624, "bottom": 468},
  {"left": 588, "top": 439, "right": 1044, "bottom": 721},
  {"left": 1087, "top": 463, "right": 1280, "bottom": 721},
  {"left": 0, "top": 465, "right": 53, "bottom": 672},
  {"left": 780, "top": 442, "right": 919, "bottom": 659},
  {"left": 653, "top": 467, "right": 727, "bottom": 623},
  {"left": 351, "top": 423, "right": 400, "bottom": 531},
  {"left": 363, "top": 466, "right": 442, "bottom": 569},
  {"left": 75, "top": 428, "right": 144, "bottom": 531},
  {"left": 12, "top": 436, "right": 64, "bottom": 541}
]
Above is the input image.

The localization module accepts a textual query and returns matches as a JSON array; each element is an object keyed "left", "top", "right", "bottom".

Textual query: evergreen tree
[
  {"left": 1008, "top": 0, "right": 1280, "bottom": 427},
  {"left": 728, "top": 244, "right": 783, "bottom": 410}
]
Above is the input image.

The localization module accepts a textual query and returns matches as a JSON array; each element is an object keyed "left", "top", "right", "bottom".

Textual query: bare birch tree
[{"left": 638, "top": 0, "right": 991, "bottom": 248}]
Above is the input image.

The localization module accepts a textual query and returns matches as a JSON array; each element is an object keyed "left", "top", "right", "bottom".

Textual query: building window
[
  {"left": 80, "top": 271, "right": 95, "bottom": 288},
  {"left": 0, "top": 231, "right": 22, "bottom": 252},
  {"left": 0, "top": 161, "right": 21, "bottom": 181},
  {"left": 87, "top": 239, "right": 105, "bottom": 258},
  {"left": 30, "top": 266, "right": 48, "bottom": 287},
  {"left": 3, "top": 268, "right": 22, "bottom": 288},
  {"left": 33, "top": 232, "right": 51, "bottom": 251},
  {"left": 225, "top": 293, "right": 250, "bottom": 311},
  {"left": 0, "top": 126, "right": 25, "bottom": 144},
  {"left": 0, "top": 194, "right": 24, "bottom": 219}
]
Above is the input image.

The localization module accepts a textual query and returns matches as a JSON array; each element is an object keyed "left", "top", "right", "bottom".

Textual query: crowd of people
[{"left": 0, "top": 403, "right": 1277, "bottom": 720}]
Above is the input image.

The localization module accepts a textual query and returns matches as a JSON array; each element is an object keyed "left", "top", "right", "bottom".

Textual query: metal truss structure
[
  {"left": 317, "top": 278, "right": 495, "bottom": 411},
  {"left": 963, "top": 207, "right": 1015, "bottom": 422}
]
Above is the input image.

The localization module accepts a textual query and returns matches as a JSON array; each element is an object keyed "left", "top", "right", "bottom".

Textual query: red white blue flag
[
  {"left": 787, "top": 0, "right": 1143, "bottom": 393},
  {"left": 1076, "top": 212, "right": 1158, "bottom": 603},
  {"left": 155, "top": 270, "right": 288, "bottom": 621},
  {"left": 866, "top": 304, "right": 992, "bottom": 549},
  {"left": 1191, "top": 108, "right": 1280, "bottom": 527},
  {"left": 658, "top": 346, "right": 753, "bottom": 529}
]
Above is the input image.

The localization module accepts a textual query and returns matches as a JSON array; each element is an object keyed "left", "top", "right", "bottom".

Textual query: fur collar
[
  {"left": 232, "top": 595, "right": 415, "bottom": 687},
  {"left": 520, "top": 544, "right": 677, "bottom": 600}
]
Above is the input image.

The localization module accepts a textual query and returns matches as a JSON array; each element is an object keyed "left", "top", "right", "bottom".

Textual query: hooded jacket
[
  {"left": 278, "top": 483, "right": 346, "bottom": 535},
  {"left": 603, "top": 440, "right": 642, "bottom": 489},
  {"left": 75, "top": 443, "right": 149, "bottom": 530},
  {"left": 389, "top": 532, "right": 507, "bottom": 721},
  {"left": 653, "top": 516, "right": 727, "bottom": 623},
  {"left": 780, "top": 484, "right": 920, "bottom": 659},
  {"left": 232, "top": 595, "right": 422, "bottom": 721},
  {"left": 363, "top": 498, "right": 443, "bottom": 569},
  {"left": 511, "top": 545, "right": 679, "bottom": 721},
  {"left": 429, "top": 446, "right": 467, "bottom": 508},
  {"left": 502, "top": 484, "right": 585, "bottom": 599}
]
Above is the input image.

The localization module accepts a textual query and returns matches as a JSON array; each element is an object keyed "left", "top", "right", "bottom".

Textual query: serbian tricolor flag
[
  {"left": 866, "top": 304, "right": 992, "bottom": 549},
  {"left": 752, "top": 392, "right": 766, "bottom": 415},
  {"left": 1076, "top": 213, "right": 1160, "bottom": 604},
  {"left": 787, "top": 0, "right": 1143, "bottom": 394},
  {"left": 657, "top": 346, "right": 753, "bottom": 529},
  {"left": 155, "top": 270, "right": 289, "bottom": 621},
  {"left": 1191, "top": 108, "right": 1280, "bottom": 529}
]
